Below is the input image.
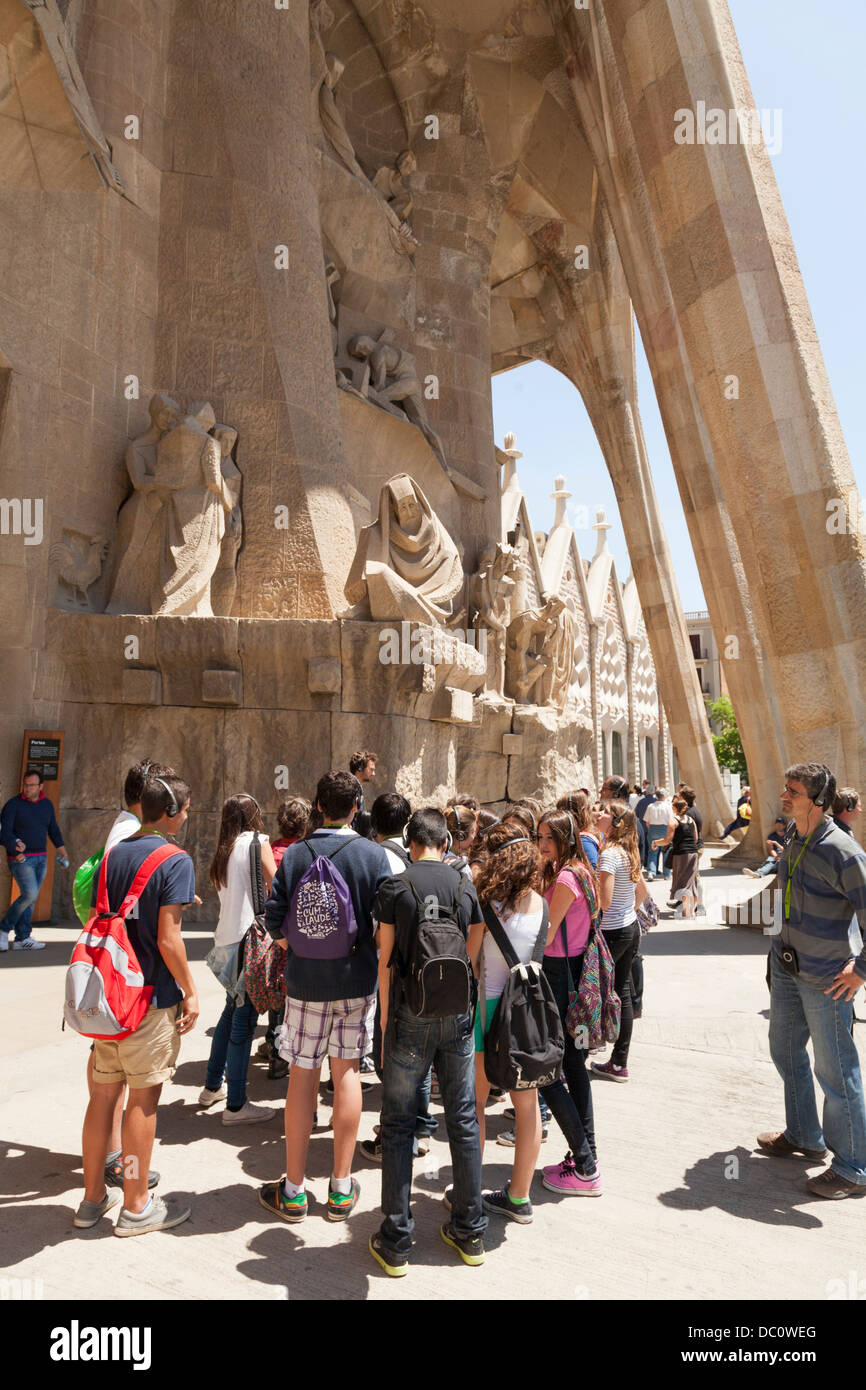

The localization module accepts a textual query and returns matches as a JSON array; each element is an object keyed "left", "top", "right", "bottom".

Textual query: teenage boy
[
  {"left": 87, "top": 760, "right": 178, "bottom": 1192},
  {"left": 258, "top": 771, "right": 391, "bottom": 1223},
  {"left": 758, "top": 764, "right": 866, "bottom": 1198},
  {"left": 359, "top": 793, "right": 437, "bottom": 1163},
  {"left": 75, "top": 773, "right": 198, "bottom": 1235},
  {"left": 370, "top": 807, "right": 487, "bottom": 1277},
  {"left": 743, "top": 818, "right": 788, "bottom": 879},
  {"left": 0, "top": 770, "right": 68, "bottom": 951}
]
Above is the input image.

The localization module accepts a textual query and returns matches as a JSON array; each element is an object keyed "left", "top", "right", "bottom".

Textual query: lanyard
[{"left": 784, "top": 821, "right": 824, "bottom": 920}]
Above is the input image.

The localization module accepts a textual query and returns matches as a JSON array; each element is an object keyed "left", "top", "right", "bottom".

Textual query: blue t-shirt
[
  {"left": 580, "top": 833, "right": 600, "bottom": 870},
  {"left": 91, "top": 834, "right": 195, "bottom": 1008},
  {"left": 265, "top": 828, "right": 391, "bottom": 1002}
]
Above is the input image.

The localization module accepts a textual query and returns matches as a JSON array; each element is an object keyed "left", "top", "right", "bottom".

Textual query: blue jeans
[
  {"left": 646, "top": 826, "right": 667, "bottom": 877},
  {"left": 2, "top": 855, "right": 47, "bottom": 939},
  {"left": 768, "top": 952, "right": 866, "bottom": 1185},
  {"left": 541, "top": 954, "right": 597, "bottom": 1174},
  {"left": 756, "top": 858, "right": 778, "bottom": 877},
  {"left": 205, "top": 991, "right": 259, "bottom": 1109},
  {"left": 373, "top": 997, "right": 437, "bottom": 1140},
  {"left": 379, "top": 1004, "right": 486, "bottom": 1256}
]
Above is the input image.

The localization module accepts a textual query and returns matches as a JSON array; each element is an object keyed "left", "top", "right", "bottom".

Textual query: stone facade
[{"left": 1, "top": 0, "right": 862, "bottom": 915}]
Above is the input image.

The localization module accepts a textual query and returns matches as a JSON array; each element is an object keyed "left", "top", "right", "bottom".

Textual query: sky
[{"left": 492, "top": 0, "right": 865, "bottom": 612}]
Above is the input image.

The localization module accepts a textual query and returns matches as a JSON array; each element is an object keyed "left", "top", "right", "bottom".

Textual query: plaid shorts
[{"left": 278, "top": 993, "right": 377, "bottom": 1070}]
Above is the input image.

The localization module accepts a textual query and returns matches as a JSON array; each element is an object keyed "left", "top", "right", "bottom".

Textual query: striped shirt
[
  {"left": 773, "top": 819, "right": 866, "bottom": 990},
  {"left": 598, "top": 847, "right": 637, "bottom": 933}
]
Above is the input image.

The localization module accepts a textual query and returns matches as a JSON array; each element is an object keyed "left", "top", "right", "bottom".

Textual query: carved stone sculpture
[
  {"left": 317, "top": 53, "right": 368, "bottom": 183},
  {"left": 345, "top": 330, "right": 446, "bottom": 464},
  {"left": 538, "top": 596, "right": 578, "bottom": 713},
  {"left": 50, "top": 530, "right": 108, "bottom": 609},
  {"left": 152, "top": 402, "right": 234, "bottom": 617},
  {"left": 372, "top": 150, "right": 419, "bottom": 253},
  {"left": 209, "top": 424, "right": 242, "bottom": 617},
  {"left": 107, "top": 395, "right": 241, "bottom": 618},
  {"left": 373, "top": 150, "right": 417, "bottom": 224},
  {"left": 505, "top": 595, "right": 575, "bottom": 707},
  {"left": 505, "top": 608, "right": 552, "bottom": 704},
  {"left": 106, "top": 393, "right": 180, "bottom": 614},
  {"left": 344, "top": 473, "right": 464, "bottom": 625},
  {"left": 469, "top": 543, "right": 520, "bottom": 697}
]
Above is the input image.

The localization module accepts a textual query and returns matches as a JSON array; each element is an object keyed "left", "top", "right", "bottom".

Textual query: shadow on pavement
[
  {"left": 658, "top": 1146, "right": 823, "bottom": 1228},
  {"left": 642, "top": 927, "right": 768, "bottom": 958}
]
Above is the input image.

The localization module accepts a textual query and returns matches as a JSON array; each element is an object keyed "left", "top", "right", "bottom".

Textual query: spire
[
  {"left": 592, "top": 506, "right": 612, "bottom": 558},
  {"left": 501, "top": 432, "right": 522, "bottom": 494},
  {"left": 551, "top": 474, "right": 571, "bottom": 529}
]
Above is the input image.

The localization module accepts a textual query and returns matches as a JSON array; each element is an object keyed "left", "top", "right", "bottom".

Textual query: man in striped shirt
[{"left": 758, "top": 763, "right": 866, "bottom": 1198}]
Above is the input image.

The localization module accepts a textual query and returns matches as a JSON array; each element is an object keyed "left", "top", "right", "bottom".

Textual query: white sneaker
[
  {"left": 0, "top": 931, "right": 8, "bottom": 952},
  {"left": 221, "top": 1101, "right": 276, "bottom": 1126},
  {"left": 198, "top": 1086, "right": 227, "bottom": 1107},
  {"left": 12, "top": 937, "right": 45, "bottom": 951}
]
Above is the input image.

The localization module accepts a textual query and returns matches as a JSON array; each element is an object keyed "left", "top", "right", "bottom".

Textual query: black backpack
[
  {"left": 481, "top": 902, "right": 565, "bottom": 1091},
  {"left": 392, "top": 866, "right": 476, "bottom": 1019}
]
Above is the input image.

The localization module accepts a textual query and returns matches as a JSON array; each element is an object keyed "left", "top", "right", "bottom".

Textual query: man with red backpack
[
  {"left": 258, "top": 771, "right": 391, "bottom": 1224},
  {"left": 74, "top": 773, "right": 198, "bottom": 1236}
]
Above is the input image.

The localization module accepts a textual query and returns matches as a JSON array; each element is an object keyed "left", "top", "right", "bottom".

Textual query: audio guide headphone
[
  {"left": 812, "top": 767, "right": 831, "bottom": 809},
  {"left": 490, "top": 836, "right": 530, "bottom": 853},
  {"left": 402, "top": 818, "right": 453, "bottom": 853},
  {"left": 233, "top": 791, "right": 262, "bottom": 817},
  {"left": 152, "top": 776, "right": 179, "bottom": 818}
]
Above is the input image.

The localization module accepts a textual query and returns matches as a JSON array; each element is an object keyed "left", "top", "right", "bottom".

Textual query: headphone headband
[
  {"left": 490, "top": 836, "right": 530, "bottom": 853},
  {"left": 813, "top": 768, "right": 830, "bottom": 808},
  {"left": 152, "top": 776, "right": 179, "bottom": 818},
  {"left": 233, "top": 791, "right": 262, "bottom": 816}
]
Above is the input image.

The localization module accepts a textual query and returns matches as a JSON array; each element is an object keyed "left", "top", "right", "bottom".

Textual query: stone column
[
  {"left": 548, "top": 203, "right": 730, "bottom": 832},
  {"left": 548, "top": 0, "right": 794, "bottom": 841},
  {"left": 154, "top": 0, "right": 357, "bottom": 618}
]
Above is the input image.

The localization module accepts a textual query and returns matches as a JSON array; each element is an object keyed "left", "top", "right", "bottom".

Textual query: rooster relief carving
[{"left": 49, "top": 530, "right": 108, "bottom": 609}]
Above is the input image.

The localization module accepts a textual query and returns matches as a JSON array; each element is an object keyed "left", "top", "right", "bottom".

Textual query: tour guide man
[
  {"left": 0, "top": 769, "right": 68, "bottom": 952},
  {"left": 758, "top": 762, "right": 866, "bottom": 1197}
]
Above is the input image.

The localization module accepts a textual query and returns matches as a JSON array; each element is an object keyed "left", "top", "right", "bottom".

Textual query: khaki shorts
[{"left": 92, "top": 1004, "right": 181, "bottom": 1089}]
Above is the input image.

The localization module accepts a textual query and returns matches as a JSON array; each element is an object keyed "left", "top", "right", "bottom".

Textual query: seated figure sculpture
[{"left": 344, "top": 474, "right": 464, "bottom": 626}]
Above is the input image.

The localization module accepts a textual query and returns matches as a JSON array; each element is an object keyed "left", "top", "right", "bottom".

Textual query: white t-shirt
[
  {"left": 645, "top": 799, "right": 675, "bottom": 827},
  {"left": 482, "top": 899, "right": 545, "bottom": 1000},
  {"left": 598, "top": 847, "right": 638, "bottom": 932},
  {"left": 214, "top": 830, "right": 270, "bottom": 948},
  {"left": 381, "top": 838, "right": 408, "bottom": 876},
  {"left": 104, "top": 809, "right": 141, "bottom": 853}
]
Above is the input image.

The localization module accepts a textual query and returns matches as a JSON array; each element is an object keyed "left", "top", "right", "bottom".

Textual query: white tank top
[
  {"left": 482, "top": 898, "right": 545, "bottom": 1001},
  {"left": 214, "top": 830, "right": 269, "bottom": 947}
]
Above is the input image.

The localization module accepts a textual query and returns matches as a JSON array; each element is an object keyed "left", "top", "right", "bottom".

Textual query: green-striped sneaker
[
  {"left": 258, "top": 1179, "right": 308, "bottom": 1223},
  {"left": 327, "top": 1177, "right": 360, "bottom": 1221}
]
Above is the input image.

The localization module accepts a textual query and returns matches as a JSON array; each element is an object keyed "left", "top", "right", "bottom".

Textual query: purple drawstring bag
[{"left": 283, "top": 840, "right": 358, "bottom": 960}]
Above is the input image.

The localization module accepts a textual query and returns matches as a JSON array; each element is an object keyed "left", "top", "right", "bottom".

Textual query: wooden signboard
[{"left": 8, "top": 730, "right": 65, "bottom": 923}]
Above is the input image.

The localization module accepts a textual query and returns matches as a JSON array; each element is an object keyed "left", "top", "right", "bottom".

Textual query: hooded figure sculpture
[{"left": 344, "top": 474, "right": 463, "bottom": 625}]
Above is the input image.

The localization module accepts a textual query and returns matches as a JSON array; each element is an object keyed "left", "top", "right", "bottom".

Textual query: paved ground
[{"left": 1, "top": 852, "right": 863, "bottom": 1302}]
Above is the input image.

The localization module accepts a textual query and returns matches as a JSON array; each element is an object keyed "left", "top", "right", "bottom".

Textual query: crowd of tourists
[{"left": 5, "top": 744, "right": 865, "bottom": 1271}]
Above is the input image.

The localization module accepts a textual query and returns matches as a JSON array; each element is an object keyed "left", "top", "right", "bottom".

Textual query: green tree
[{"left": 707, "top": 694, "right": 749, "bottom": 779}]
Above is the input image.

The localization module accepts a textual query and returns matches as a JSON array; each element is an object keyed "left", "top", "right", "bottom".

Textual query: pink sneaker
[
  {"left": 542, "top": 1154, "right": 603, "bottom": 1196},
  {"left": 591, "top": 1059, "right": 628, "bottom": 1082}
]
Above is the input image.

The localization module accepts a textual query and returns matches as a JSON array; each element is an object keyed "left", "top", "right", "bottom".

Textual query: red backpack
[{"left": 64, "top": 842, "right": 184, "bottom": 1040}]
